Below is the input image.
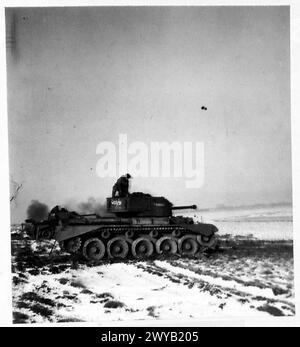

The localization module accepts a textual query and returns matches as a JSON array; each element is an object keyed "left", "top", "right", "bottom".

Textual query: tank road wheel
[
  {"left": 197, "top": 234, "right": 217, "bottom": 248},
  {"left": 107, "top": 237, "right": 129, "bottom": 259},
  {"left": 155, "top": 236, "right": 177, "bottom": 255},
  {"left": 178, "top": 236, "right": 198, "bottom": 256},
  {"left": 132, "top": 237, "right": 154, "bottom": 259},
  {"left": 64, "top": 237, "right": 82, "bottom": 254},
  {"left": 82, "top": 238, "right": 105, "bottom": 261}
]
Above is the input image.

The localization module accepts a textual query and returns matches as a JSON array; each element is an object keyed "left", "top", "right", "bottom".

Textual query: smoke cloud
[
  {"left": 65, "top": 197, "right": 110, "bottom": 216},
  {"left": 26, "top": 200, "right": 49, "bottom": 222}
]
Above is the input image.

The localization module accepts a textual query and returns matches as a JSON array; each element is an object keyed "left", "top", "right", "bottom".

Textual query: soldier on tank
[{"left": 112, "top": 173, "right": 132, "bottom": 197}]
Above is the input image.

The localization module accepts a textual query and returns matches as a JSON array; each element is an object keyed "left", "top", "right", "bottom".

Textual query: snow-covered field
[
  {"left": 11, "top": 205, "right": 295, "bottom": 323},
  {"left": 183, "top": 204, "right": 293, "bottom": 240}
]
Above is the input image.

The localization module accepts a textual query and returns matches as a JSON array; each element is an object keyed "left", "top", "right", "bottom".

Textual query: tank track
[{"left": 61, "top": 225, "right": 218, "bottom": 261}]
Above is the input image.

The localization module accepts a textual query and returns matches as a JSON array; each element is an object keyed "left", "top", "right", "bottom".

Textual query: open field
[{"left": 11, "top": 205, "right": 294, "bottom": 323}]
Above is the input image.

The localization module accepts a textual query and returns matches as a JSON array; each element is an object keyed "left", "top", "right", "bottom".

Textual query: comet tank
[{"left": 24, "top": 191, "right": 218, "bottom": 260}]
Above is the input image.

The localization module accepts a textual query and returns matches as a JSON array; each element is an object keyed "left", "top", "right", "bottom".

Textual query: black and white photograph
[{"left": 1, "top": 1, "right": 300, "bottom": 327}]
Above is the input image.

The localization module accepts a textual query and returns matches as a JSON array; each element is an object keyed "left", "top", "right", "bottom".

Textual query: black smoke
[{"left": 27, "top": 200, "right": 49, "bottom": 222}]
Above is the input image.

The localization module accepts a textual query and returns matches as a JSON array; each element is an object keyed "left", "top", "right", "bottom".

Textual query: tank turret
[{"left": 106, "top": 193, "right": 198, "bottom": 218}]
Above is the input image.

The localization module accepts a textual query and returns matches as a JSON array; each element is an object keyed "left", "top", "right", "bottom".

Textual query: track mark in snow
[
  {"left": 135, "top": 261, "right": 295, "bottom": 317},
  {"left": 164, "top": 261, "right": 294, "bottom": 305}
]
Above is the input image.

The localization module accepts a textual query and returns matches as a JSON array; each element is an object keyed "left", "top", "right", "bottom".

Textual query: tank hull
[{"left": 55, "top": 217, "right": 218, "bottom": 260}]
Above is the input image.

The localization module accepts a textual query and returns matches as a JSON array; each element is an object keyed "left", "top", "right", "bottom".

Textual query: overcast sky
[{"left": 6, "top": 6, "right": 291, "bottom": 222}]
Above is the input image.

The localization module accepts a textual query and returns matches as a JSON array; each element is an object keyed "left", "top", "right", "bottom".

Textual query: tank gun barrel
[
  {"left": 79, "top": 213, "right": 100, "bottom": 217},
  {"left": 171, "top": 204, "right": 197, "bottom": 210}
]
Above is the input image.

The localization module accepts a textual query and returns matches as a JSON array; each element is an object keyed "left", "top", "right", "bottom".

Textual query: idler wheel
[
  {"left": 178, "top": 236, "right": 198, "bottom": 256},
  {"left": 155, "top": 236, "right": 177, "bottom": 255},
  {"left": 197, "top": 234, "right": 217, "bottom": 248},
  {"left": 64, "top": 237, "right": 82, "bottom": 254},
  {"left": 107, "top": 237, "right": 129, "bottom": 259},
  {"left": 132, "top": 237, "right": 154, "bottom": 259},
  {"left": 82, "top": 238, "right": 105, "bottom": 261}
]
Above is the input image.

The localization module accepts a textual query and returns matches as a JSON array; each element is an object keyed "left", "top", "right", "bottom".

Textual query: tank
[{"left": 23, "top": 191, "right": 219, "bottom": 261}]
